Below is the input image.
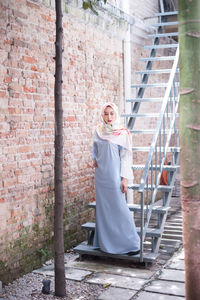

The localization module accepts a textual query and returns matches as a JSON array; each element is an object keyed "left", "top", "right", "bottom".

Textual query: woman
[{"left": 92, "top": 102, "right": 140, "bottom": 255}]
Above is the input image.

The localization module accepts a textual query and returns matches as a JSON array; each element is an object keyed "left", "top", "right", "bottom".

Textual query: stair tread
[
  {"left": 130, "top": 129, "right": 178, "bottom": 134},
  {"left": 155, "top": 11, "right": 178, "bottom": 17},
  {"left": 126, "top": 98, "right": 178, "bottom": 103},
  {"left": 152, "top": 21, "right": 179, "bottom": 27},
  {"left": 122, "top": 113, "right": 179, "bottom": 117},
  {"left": 163, "top": 230, "right": 182, "bottom": 235},
  {"left": 148, "top": 32, "right": 178, "bottom": 38},
  {"left": 144, "top": 44, "right": 178, "bottom": 49},
  {"left": 88, "top": 201, "right": 170, "bottom": 214},
  {"left": 132, "top": 146, "right": 180, "bottom": 152},
  {"left": 141, "top": 56, "right": 175, "bottom": 61},
  {"left": 136, "top": 69, "right": 179, "bottom": 74},
  {"left": 128, "top": 184, "right": 172, "bottom": 192},
  {"left": 164, "top": 225, "right": 183, "bottom": 229},
  {"left": 131, "top": 83, "right": 169, "bottom": 88},
  {"left": 131, "top": 164, "right": 179, "bottom": 171},
  {"left": 81, "top": 222, "right": 162, "bottom": 237},
  {"left": 73, "top": 242, "right": 158, "bottom": 262}
]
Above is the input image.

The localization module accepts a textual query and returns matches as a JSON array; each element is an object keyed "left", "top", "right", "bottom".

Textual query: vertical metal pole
[
  {"left": 163, "top": 115, "right": 165, "bottom": 154},
  {"left": 140, "top": 192, "right": 144, "bottom": 262},
  {"left": 122, "top": 0, "right": 133, "bottom": 205},
  {"left": 155, "top": 143, "right": 158, "bottom": 185},
  {"left": 159, "top": 0, "right": 165, "bottom": 13},
  {"left": 151, "top": 161, "right": 153, "bottom": 201}
]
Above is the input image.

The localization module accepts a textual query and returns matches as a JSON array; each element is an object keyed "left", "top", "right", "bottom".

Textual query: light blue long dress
[{"left": 92, "top": 131, "right": 140, "bottom": 254}]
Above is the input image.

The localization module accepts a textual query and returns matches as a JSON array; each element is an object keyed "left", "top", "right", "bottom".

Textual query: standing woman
[{"left": 92, "top": 102, "right": 140, "bottom": 255}]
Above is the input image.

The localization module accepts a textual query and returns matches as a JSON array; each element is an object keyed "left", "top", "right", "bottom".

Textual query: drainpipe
[{"left": 122, "top": 1, "right": 133, "bottom": 205}]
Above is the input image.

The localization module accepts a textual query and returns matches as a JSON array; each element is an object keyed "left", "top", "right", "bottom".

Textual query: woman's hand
[
  {"left": 121, "top": 178, "right": 128, "bottom": 193},
  {"left": 93, "top": 160, "right": 98, "bottom": 168}
]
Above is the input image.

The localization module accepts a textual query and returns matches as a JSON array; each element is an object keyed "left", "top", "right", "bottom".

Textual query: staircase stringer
[
  {"left": 138, "top": 47, "right": 180, "bottom": 262},
  {"left": 127, "top": 26, "right": 163, "bottom": 129}
]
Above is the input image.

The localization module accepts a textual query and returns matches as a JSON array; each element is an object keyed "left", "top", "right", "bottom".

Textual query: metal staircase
[{"left": 74, "top": 9, "right": 180, "bottom": 265}]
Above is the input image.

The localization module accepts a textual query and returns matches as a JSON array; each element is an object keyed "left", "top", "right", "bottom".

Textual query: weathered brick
[
  {"left": 23, "top": 56, "right": 37, "bottom": 64},
  {"left": 0, "top": 0, "right": 166, "bottom": 284},
  {"left": 18, "top": 146, "right": 31, "bottom": 153}
]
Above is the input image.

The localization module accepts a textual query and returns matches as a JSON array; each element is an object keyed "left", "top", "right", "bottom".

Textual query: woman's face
[{"left": 103, "top": 106, "right": 116, "bottom": 125}]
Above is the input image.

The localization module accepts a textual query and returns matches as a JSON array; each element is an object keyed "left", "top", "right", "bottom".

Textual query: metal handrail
[
  {"left": 139, "top": 46, "right": 179, "bottom": 192},
  {"left": 138, "top": 46, "right": 179, "bottom": 262}
]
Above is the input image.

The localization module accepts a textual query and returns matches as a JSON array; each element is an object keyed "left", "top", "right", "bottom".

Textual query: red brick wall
[
  {"left": 0, "top": 0, "right": 124, "bottom": 280},
  {"left": 0, "top": 0, "right": 168, "bottom": 281}
]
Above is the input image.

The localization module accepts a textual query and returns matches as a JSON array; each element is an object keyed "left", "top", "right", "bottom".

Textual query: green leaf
[
  {"left": 82, "top": 1, "right": 89, "bottom": 10},
  {"left": 90, "top": 6, "right": 98, "bottom": 15},
  {"left": 103, "top": 283, "right": 112, "bottom": 288}
]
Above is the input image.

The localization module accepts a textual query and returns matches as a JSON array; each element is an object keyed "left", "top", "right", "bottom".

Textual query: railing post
[{"left": 140, "top": 191, "right": 144, "bottom": 262}]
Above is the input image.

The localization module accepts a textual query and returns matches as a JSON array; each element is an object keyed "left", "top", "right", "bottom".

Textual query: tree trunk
[
  {"left": 54, "top": 0, "right": 66, "bottom": 297},
  {"left": 178, "top": 1, "right": 200, "bottom": 299}
]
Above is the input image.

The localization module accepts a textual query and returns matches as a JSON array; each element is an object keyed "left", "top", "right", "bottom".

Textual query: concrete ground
[
  {"left": 32, "top": 247, "right": 185, "bottom": 300},
  {"left": 1, "top": 197, "right": 185, "bottom": 299},
  {"left": 31, "top": 196, "right": 185, "bottom": 299}
]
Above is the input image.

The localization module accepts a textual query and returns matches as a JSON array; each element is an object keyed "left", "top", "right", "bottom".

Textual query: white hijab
[{"left": 96, "top": 102, "right": 132, "bottom": 152}]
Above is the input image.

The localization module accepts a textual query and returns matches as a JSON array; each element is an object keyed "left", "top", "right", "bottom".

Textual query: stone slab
[
  {"left": 167, "top": 259, "right": 185, "bottom": 270},
  {"left": 86, "top": 272, "right": 146, "bottom": 290},
  {"left": 145, "top": 280, "right": 185, "bottom": 297},
  {"left": 160, "top": 269, "right": 185, "bottom": 282},
  {"left": 176, "top": 251, "right": 184, "bottom": 260},
  {"left": 33, "top": 265, "right": 92, "bottom": 281},
  {"left": 98, "top": 287, "right": 136, "bottom": 300},
  {"left": 67, "top": 260, "right": 154, "bottom": 279},
  {"left": 136, "top": 291, "right": 185, "bottom": 300}
]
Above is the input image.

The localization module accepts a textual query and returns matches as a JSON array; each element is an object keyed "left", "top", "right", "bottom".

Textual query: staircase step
[
  {"left": 89, "top": 202, "right": 170, "bottom": 215},
  {"left": 162, "top": 233, "right": 182, "bottom": 240},
  {"left": 131, "top": 83, "right": 168, "bottom": 88},
  {"left": 136, "top": 69, "right": 179, "bottom": 74},
  {"left": 155, "top": 11, "right": 178, "bottom": 17},
  {"left": 141, "top": 56, "right": 175, "bottom": 61},
  {"left": 152, "top": 21, "right": 179, "bottom": 27},
  {"left": 131, "top": 164, "right": 179, "bottom": 171},
  {"left": 73, "top": 242, "right": 158, "bottom": 263},
  {"left": 132, "top": 146, "right": 180, "bottom": 152},
  {"left": 165, "top": 221, "right": 182, "bottom": 226},
  {"left": 126, "top": 97, "right": 178, "bottom": 103},
  {"left": 81, "top": 222, "right": 162, "bottom": 238},
  {"left": 144, "top": 44, "right": 178, "bottom": 50},
  {"left": 128, "top": 184, "right": 172, "bottom": 192},
  {"left": 164, "top": 225, "right": 182, "bottom": 231},
  {"left": 148, "top": 32, "right": 178, "bottom": 38},
  {"left": 122, "top": 113, "right": 179, "bottom": 118},
  {"left": 160, "top": 238, "right": 182, "bottom": 245},
  {"left": 163, "top": 229, "right": 182, "bottom": 235},
  {"left": 130, "top": 129, "right": 178, "bottom": 134}
]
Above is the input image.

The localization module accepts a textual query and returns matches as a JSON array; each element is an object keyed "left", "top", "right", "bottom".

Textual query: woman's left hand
[{"left": 121, "top": 178, "right": 128, "bottom": 193}]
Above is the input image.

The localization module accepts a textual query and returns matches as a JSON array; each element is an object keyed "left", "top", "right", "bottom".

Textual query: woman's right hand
[{"left": 93, "top": 160, "right": 98, "bottom": 168}]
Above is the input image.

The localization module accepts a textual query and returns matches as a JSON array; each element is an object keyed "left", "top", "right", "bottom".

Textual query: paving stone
[
  {"left": 145, "top": 279, "right": 185, "bottom": 297},
  {"left": 167, "top": 259, "right": 185, "bottom": 270},
  {"left": 160, "top": 269, "right": 185, "bottom": 282},
  {"left": 86, "top": 272, "right": 146, "bottom": 290},
  {"left": 136, "top": 291, "right": 185, "bottom": 300},
  {"left": 98, "top": 286, "right": 136, "bottom": 300},
  {"left": 67, "top": 261, "right": 154, "bottom": 279},
  {"left": 33, "top": 265, "right": 92, "bottom": 281},
  {"left": 176, "top": 251, "right": 184, "bottom": 260},
  {"left": 33, "top": 265, "right": 55, "bottom": 276}
]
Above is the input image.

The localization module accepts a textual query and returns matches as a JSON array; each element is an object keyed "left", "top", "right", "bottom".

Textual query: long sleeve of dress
[
  {"left": 92, "top": 131, "right": 98, "bottom": 160},
  {"left": 92, "top": 142, "right": 97, "bottom": 160},
  {"left": 120, "top": 147, "right": 133, "bottom": 180}
]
